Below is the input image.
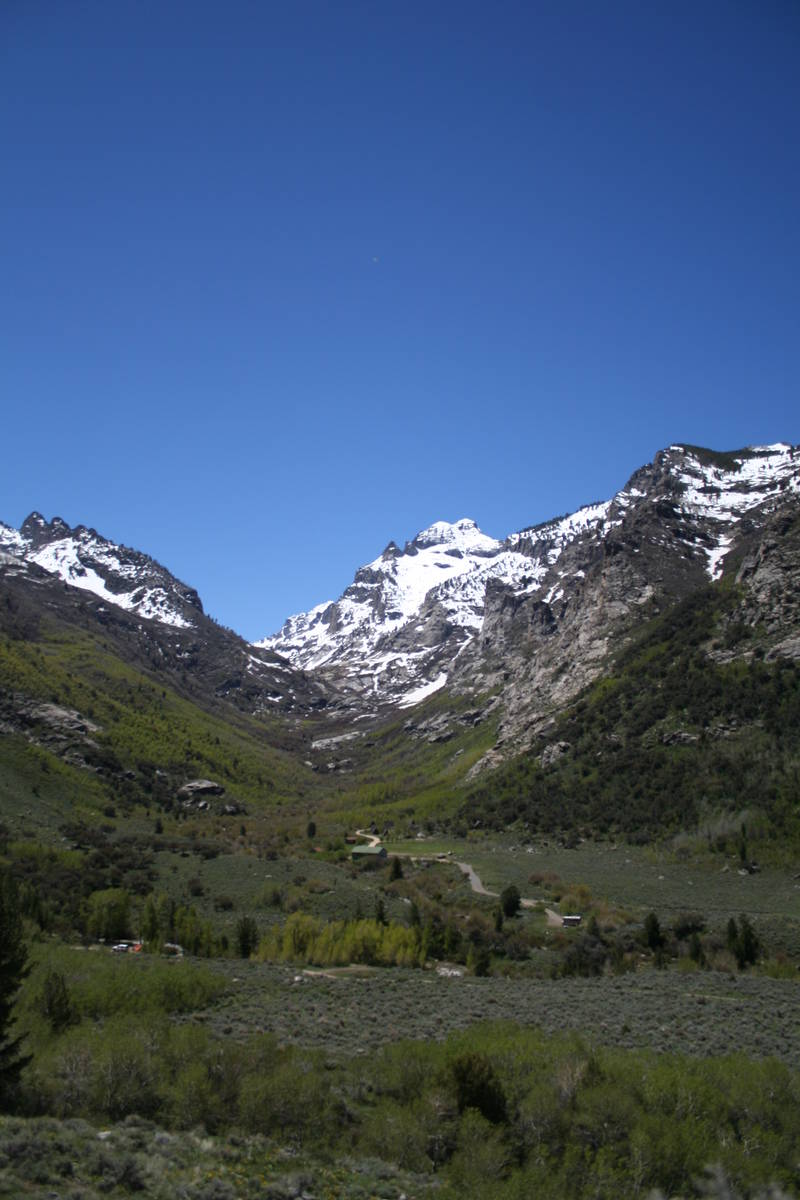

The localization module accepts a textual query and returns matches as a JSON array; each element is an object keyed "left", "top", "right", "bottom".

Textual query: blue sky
[{"left": 2, "top": 1, "right": 799, "bottom": 639}]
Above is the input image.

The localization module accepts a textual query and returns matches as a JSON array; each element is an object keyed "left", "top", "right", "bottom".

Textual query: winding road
[
  {"left": 354, "top": 828, "right": 382, "bottom": 848},
  {"left": 454, "top": 860, "right": 564, "bottom": 926},
  {"left": 355, "top": 832, "right": 566, "bottom": 927}
]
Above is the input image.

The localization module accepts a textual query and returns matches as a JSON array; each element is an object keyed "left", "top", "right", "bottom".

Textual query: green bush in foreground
[
  {"left": 0, "top": 1112, "right": 791, "bottom": 1200},
  {"left": 11, "top": 1010, "right": 800, "bottom": 1198}
]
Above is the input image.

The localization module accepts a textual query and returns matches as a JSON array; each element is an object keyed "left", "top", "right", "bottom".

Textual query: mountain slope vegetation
[
  {"left": 463, "top": 577, "right": 800, "bottom": 850},
  {"left": 0, "top": 590, "right": 328, "bottom": 839}
]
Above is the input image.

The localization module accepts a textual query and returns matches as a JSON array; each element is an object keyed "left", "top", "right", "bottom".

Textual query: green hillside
[
  {"left": 0, "top": 602, "right": 497, "bottom": 853},
  {"left": 0, "top": 618, "right": 327, "bottom": 837}
]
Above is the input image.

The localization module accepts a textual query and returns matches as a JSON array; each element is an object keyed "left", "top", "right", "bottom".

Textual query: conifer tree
[
  {"left": 0, "top": 870, "right": 30, "bottom": 1110},
  {"left": 236, "top": 915, "right": 259, "bottom": 958},
  {"left": 500, "top": 884, "right": 521, "bottom": 918}
]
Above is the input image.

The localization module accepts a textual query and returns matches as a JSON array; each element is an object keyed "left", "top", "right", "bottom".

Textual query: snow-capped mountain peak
[
  {"left": 256, "top": 518, "right": 509, "bottom": 686},
  {"left": 256, "top": 508, "right": 596, "bottom": 702},
  {"left": 410, "top": 517, "right": 501, "bottom": 555},
  {"left": 4, "top": 442, "right": 797, "bottom": 722},
  {"left": 659, "top": 442, "right": 799, "bottom": 579}
]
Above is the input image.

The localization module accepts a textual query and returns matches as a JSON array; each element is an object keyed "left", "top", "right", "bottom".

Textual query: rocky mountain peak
[
  {"left": 5, "top": 441, "right": 797, "bottom": 757},
  {"left": 19, "top": 511, "right": 51, "bottom": 541}
]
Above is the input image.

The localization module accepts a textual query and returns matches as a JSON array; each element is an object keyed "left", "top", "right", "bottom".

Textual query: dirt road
[{"left": 455, "top": 861, "right": 558, "bottom": 919}]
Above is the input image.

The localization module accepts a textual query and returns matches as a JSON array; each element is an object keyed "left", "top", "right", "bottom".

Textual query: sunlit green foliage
[
  {"left": 86, "top": 888, "right": 132, "bottom": 942},
  {"left": 257, "top": 911, "right": 425, "bottom": 968},
  {"left": 0, "top": 622, "right": 324, "bottom": 827}
]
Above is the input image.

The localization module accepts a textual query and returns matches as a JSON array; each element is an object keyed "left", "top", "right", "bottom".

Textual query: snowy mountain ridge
[{"left": 257, "top": 442, "right": 800, "bottom": 709}]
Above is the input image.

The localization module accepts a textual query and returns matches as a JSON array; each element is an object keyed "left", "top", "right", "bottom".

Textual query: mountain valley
[
  {"left": 3, "top": 441, "right": 800, "bottom": 1200},
  {"left": 2, "top": 441, "right": 799, "bottom": 843}
]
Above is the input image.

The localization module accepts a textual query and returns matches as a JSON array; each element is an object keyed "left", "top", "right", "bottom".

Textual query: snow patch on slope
[
  {"left": 398, "top": 673, "right": 448, "bottom": 708},
  {"left": 672, "top": 443, "right": 799, "bottom": 580},
  {"left": 0, "top": 522, "right": 27, "bottom": 555},
  {"left": 28, "top": 539, "right": 193, "bottom": 627}
]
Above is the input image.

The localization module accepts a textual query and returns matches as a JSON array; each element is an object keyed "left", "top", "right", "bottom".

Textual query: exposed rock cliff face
[
  {"left": 730, "top": 508, "right": 800, "bottom": 662},
  {"left": 456, "top": 447, "right": 800, "bottom": 764}
]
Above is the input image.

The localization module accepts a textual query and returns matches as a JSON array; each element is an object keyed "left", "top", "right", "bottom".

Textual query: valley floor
[{"left": 201, "top": 957, "right": 800, "bottom": 1064}]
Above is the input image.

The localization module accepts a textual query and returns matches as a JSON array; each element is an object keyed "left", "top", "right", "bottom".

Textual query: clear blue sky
[{"left": 2, "top": 1, "right": 798, "bottom": 639}]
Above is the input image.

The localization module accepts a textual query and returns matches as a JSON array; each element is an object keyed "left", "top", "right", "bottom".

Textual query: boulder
[
  {"left": 178, "top": 779, "right": 225, "bottom": 801},
  {"left": 541, "top": 741, "right": 571, "bottom": 769}
]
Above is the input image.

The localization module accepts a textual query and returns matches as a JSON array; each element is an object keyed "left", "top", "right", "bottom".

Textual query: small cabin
[
  {"left": 562, "top": 914, "right": 582, "bottom": 928},
  {"left": 351, "top": 844, "right": 387, "bottom": 862}
]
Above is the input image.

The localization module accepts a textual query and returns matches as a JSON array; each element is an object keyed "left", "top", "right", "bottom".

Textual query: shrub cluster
[{"left": 256, "top": 912, "right": 425, "bottom": 968}]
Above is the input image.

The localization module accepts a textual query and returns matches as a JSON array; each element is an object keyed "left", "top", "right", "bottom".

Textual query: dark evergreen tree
[
  {"left": 500, "top": 884, "right": 521, "bottom": 918},
  {"left": 40, "top": 968, "right": 73, "bottom": 1032},
  {"left": 0, "top": 870, "right": 30, "bottom": 1110},
  {"left": 689, "top": 931, "right": 705, "bottom": 965},
  {"left": 737, "top": 914, "right": 760, "bottom": 967},
  {"left": 728, "top": 914, "right": 760, "bottom": 969},
  {"left": 450, "top": 1050, "right": 506, "bottom": 1122},
  {"left": 467, "top": 944, "right": 491, "bottom": 977},
  {"left": 236, "top": 915, "right": 259, "bottom": 959},
  {"left": 644, "top": 912, "right": 663, "bottom": 950},
  {"left": 726, "top": 916, "right": 739, "bottom": 957}
]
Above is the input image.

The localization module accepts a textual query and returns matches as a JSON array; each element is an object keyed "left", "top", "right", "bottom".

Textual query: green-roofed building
[{"left": 351, "top": 844, "right": 387, "bottom": 862}]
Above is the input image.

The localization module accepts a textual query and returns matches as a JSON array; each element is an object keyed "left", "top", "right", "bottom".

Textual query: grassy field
[{"left": 148, "top": 845, "right": 429, "bottom": 935}]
